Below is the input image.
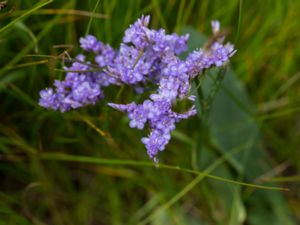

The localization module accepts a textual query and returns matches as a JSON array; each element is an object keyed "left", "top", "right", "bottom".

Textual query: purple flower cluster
[
  {"left": 39, "top": 16, "right": 235, "bottom": 160},
  {"left": 39, "top": 55, "right": 106, "bottom": 112},
  {"left": 108, "top": 98, "right": 196, "bottom": 161}
]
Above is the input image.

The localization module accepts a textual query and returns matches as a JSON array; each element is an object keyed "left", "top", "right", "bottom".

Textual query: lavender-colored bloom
[
  {"left": 185, "top": 42, "right": 236, "bottom": 78},
  {"left": 211, "top": 42, "right": 232, "bottom": 67},
  {"left": 157, "top": 74, "right": 190, "bottom": 101},
  {"left": 39, "top": 55, "right": 104, "bottom": 112},
  {"left": 154, "top": 22, "right": 187, "bottom": 54},
  {"left": 39, "top": 75, "right": 104, "bottom": 112},
  {"left": 80, "top": 35, "right": 116, "bottom": 68},
  {"left": 156, "top": 77, "right": 180, "bottom": 101},
  {"left": 147, "top": 29, "right": 189, "bottom": 55},
  {"left": 93, "top": 71, "right": 117, "bottom": 87},
  {"left": 123, "top": 14, "right": 189, "bottom": 56},
  {"left": 80, "top": 35, "right": 103, "bottom": 53},
  {"left": 94, "top": 44, "right": 116, "bottom": 67},
  {"left": 150, "top": 29, "right": 170, "bottom": 53},
  {"left": 141, "top": 129, "right": 171, "bottom": 159},
  {"left": 150, "top": 115, "right": 175, "bottom": 132},
  {"left": 165, "top": 33, "right": 189, "bottom": 55},
  {"left": 123, "top": 15, "right": 151, "bottom": 50},
  {"left": 39, "top": 15, "right": 236, "bottom": 161},
  {"left": 211, "top": 20, "right": 220, "bottom": 35},
  {"left": 108, "top": 102, "right": 137, "bottom": 112},
  {"left": 108, "top": 44, "right": 152, "bottom": 84},
  {"left": 39, "top": 88, "right": 58, "bottom": 110},
  {"left": 161, "top": 57, "right": 187, "bottom": 76},
  {"left": 128, "top": 105, "right": 149, "bottom": 129},
  {"left": 147, "top": 99, "right": 171, "bottom": 119},
  {"left": 108, "top": 97, "right": 195, "bottom": 159},
  {"left": 186, "top": 49, "right": 213, "bottom": 77},
  {"left": 170, "top": 106, "right": 197, "bottom": 121},
  {"left": 188, "top": 95, "right": 196, "bottom": 101},
  {"left": 108, "top": 102, "right": 148, "bottom": 129}
]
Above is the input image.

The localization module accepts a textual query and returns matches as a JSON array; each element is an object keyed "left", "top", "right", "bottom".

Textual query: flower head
[{"left": 39, "top": 15, "right": 235, "bottom": 161}]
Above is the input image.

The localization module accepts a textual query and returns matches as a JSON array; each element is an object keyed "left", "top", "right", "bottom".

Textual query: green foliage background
[{"left": 0, "top": 0, "right": 299, "bottom": 224}]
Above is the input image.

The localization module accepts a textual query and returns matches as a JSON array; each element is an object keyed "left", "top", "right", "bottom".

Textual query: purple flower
[
  {"left": 211, "top": 42, "right": 231, "bottom": 67},
  {"left": 165, "top": 33, "right": 189, "bottom": 55},
  {"left": 128, "top": 105, "right": 149, "bottom": 129},
  {"left": 108, "top": 97, "right": 195, "bottom": 159},
  {"left": 170, "top": 106, "right": 197, "bottom": 121},
  {"left": 80, "top": 35, "right": 103, "bottom": 53},
  {"left": 80, "top": 35, "right": 116, "bottom": 68},
  {"left": 185, "top": 42, "right": 236, "bottom": 78},
  {"left": 123, "top": 15, "right": 151, "bottom": 50},
  {"left": 39, "top": 15, "right": 236, "bottom": 161},
  {"left": 141, "top": 129, "right": 171, "bottom": 159},
  {"left": 186, "top": 50, "right": 212, "bottom": 77},
  {"left": 94, "top": 44, "right": 116, "bottom": 67},
  {"left": 39, "top": 55, "right": 104, "bottom": 112},
  {"left": 211, "top": 20, "right": 220, "bottom": 35},
  {"left": 108, "top": 102, "right": 137, "bottom": 112},
  {"left": 39, "top": 88, "right": 58, "bottom": 110},
  {"left": 108, "top": 44, "right": 151, "bottom": 84}
]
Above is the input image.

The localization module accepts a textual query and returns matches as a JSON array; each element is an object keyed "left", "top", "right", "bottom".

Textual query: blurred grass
[{"left": 0, "top": 0, "right": 300, "bottom": 224}]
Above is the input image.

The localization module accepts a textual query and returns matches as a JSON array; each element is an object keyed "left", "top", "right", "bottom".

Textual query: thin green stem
[
  {"left": 0, "top": 0, "right": 53, "bottom": 34},
  {"left": 85, "top": 0, "right": 101, "bottom": 36},
  {"left": 0, "top": 152, "right": 286, "bottom": 192}
]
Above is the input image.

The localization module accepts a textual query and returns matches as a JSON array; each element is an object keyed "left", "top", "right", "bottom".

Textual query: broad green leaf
[{"left": 182, "top": 26, "right": 295, "bottom": 225}]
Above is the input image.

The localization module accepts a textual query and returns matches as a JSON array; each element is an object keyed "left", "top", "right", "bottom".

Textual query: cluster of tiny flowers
[{"left": 39, "top": 15, "right": 235, "bottom": 161}]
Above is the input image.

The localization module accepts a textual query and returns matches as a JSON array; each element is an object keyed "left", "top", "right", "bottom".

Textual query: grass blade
[{"left": 0, "top": 0, "right": 53, "bottom": 34}]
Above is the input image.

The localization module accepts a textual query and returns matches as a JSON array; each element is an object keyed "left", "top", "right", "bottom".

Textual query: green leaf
[{"left": 183, "top": 26, "right": 295, "bottom": 225}]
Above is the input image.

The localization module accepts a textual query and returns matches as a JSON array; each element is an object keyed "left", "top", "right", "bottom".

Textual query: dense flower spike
[
  {"left": 108, "top": 97, "right": 196, "bottom": 160},
  {"left": 39, "top": 55, "right": 105, "bottom": 112},
  {"left": 39, "top": 15, "right": 235, "bottom": 160}
]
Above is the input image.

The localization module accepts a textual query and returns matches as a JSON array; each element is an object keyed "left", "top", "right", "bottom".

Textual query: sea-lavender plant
[{"left": 39, "top": 15, "right": 235, "bottom": 161}]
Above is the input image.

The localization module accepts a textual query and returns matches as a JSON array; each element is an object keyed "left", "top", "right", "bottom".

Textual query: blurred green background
[{"left": 0, "top": 0, "right": 300, "bottom": 224}]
